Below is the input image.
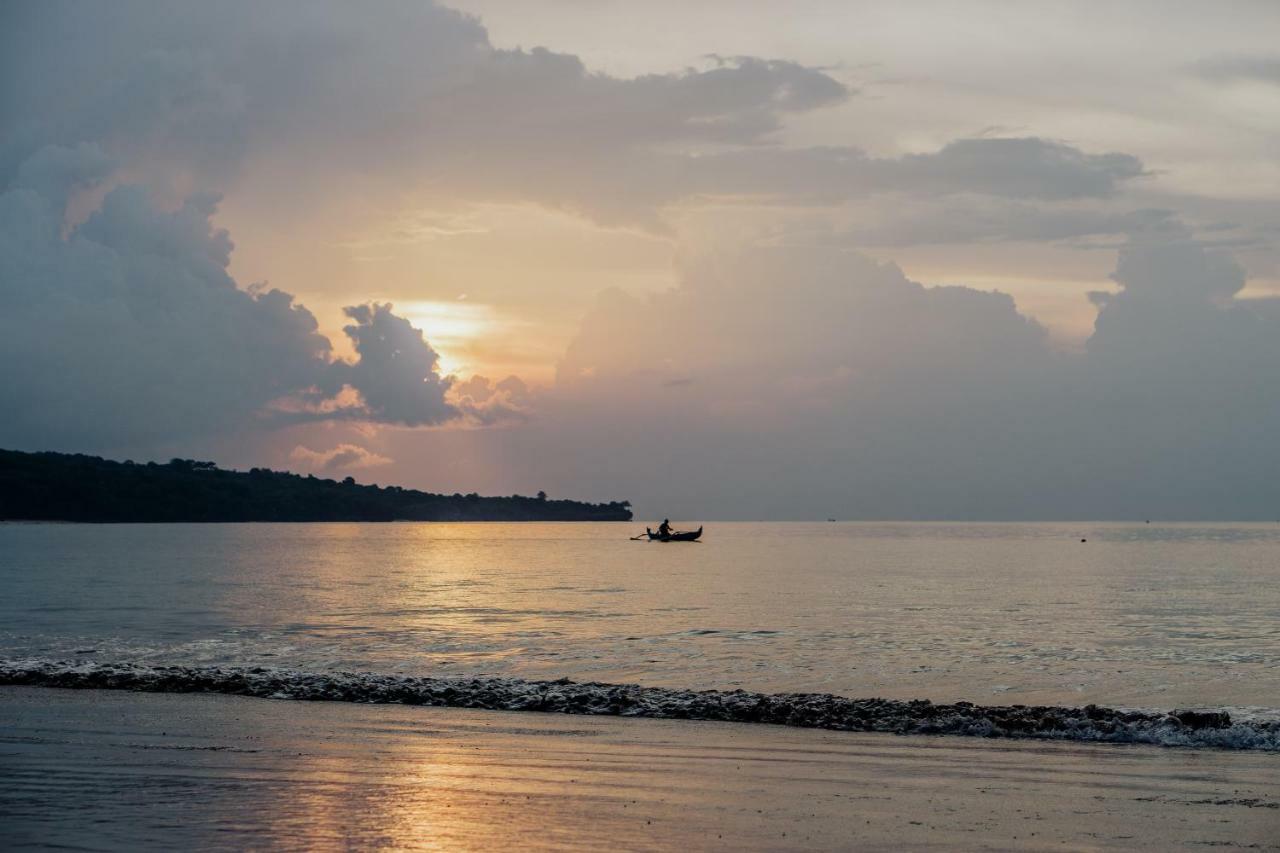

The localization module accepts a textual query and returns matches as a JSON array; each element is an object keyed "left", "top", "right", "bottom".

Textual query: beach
[{"left": 3, "top": 686, "right": 1277, "bottom": 850}]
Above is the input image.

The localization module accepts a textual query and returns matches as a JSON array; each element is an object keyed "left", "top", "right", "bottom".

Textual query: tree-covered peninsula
[{"left": 0, "top": 449, "right": 632, "bottom": 522}]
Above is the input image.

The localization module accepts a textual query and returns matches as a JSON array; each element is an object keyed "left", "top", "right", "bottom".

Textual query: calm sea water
[{"left": 3, "top": 521, "right": 1279, "bottom": 712}]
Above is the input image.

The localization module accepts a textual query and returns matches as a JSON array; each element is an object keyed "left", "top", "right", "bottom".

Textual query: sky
[{"left": 2, "top": 0, "right": 1279, "bottom": 519}]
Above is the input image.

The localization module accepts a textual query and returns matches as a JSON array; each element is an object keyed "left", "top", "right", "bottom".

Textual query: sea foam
[{"left": 2, "top": 659, "right": 1277, "bottom": 751}]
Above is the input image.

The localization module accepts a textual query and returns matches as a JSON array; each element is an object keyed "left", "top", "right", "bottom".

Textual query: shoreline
[
  {"left": 3, "top": 686, "right": 1277, "bottom": 850},
  {"left": 5, "top": 660, "right": 1278, "bottom": 751}
]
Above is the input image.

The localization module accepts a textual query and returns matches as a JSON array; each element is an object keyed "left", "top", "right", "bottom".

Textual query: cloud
[
  {"left": 679, "top": 138, "right": 1144, "bottom": 207},
  {"left": 2, "top": 1, "right": 1146, "bottom": 231},
  {"left": 10, "top": 141, "right": 115, "bottom": 203},
  {"left": 895, "top": 138, "right": 1146, "bottom": 199},
  {"left": 825, "top": 204, "right": 1178, "bottom": 248},
  {"left": 558, "top": 246, "right": 1049, "bottom": 389},
  {"left": 2, "top": 3, "right": 846, "bottom": 208},
  {"left": 527, "top": 235, "right": 1280, "bottom": 519},
  {"left": 451, "top": 374, "right": 534, "bottom": 425},
  {"left": 290, "top": 443, "right": 392, "bottom": 474},
  {"left": 1088, "top": 234, "right": 1272, "bottom": 387},
  {"left": 0, "top": 146, "right": 465, "bottom": 450},
  {"left": 4, "top": 0, "right": 1270, "bottom": 521},
  {"left": 1192, "top": 55, "right": 1280, "bottom": 84},
  {"left": 512, "top": 135, "right": 1145, "bottom": 229},
  {"left": 0, "top": 146, "right": 331, "bottom": 449},
  {"left": 330, "top": 304, "right": 458, "bottom": 427}
]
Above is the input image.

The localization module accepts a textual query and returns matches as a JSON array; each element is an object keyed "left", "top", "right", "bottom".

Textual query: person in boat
[{"left": 657, "top": 518, "right": 673, "bottom": 538}]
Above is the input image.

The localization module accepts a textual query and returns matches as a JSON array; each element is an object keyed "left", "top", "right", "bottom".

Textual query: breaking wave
[{"left": 3, "top": 659, "right": 1278, "bottom": 751}]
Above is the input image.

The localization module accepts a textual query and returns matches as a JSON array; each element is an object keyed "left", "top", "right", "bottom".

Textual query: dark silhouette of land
[{"left": 0, "top": 449, "right": 632, "bottom": 522}]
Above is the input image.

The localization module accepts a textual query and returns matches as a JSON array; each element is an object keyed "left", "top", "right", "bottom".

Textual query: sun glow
[{"left": 395, "top": 300, "right": 497, "bottom": 377}]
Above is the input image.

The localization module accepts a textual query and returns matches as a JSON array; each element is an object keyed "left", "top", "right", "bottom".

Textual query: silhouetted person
[{"left": 658, "top": 518, "right": 672, "bottom": 537}]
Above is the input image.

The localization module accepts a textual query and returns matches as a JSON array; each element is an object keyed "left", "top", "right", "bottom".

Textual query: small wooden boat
[{"left": 646, "top": 525, "right": 702, "bottom": 542}]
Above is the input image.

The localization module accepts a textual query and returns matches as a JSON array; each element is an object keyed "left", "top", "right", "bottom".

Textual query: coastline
[
  {"left": 5, "top": 660, "right": 1278, "bottom": 751},
  {"left": 0, "top": 449, "right": 633, "bottom": 523},
  {"left": 3, "top": 686, "right": 1277, "bottom": 851}
]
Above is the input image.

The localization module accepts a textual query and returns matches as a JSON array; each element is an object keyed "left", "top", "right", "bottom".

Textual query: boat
[{"left": 645, "top": 525, "right": 702, "bottom": 542}]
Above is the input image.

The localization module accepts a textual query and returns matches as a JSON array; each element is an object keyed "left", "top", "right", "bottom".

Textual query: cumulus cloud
[
  {"left": 451, "top": 374, "right": 534, "bottom": 425},
  {"left": 558, "top": 246, "right": 1049, "bottom": 389},
  {"left": 0, "top": 145, "right": 464, "bottom": 450},
  {"left": 331, "top": 304, "right": 457, "bottom": 427},
  {"left": 529, "top": 236, "right": 1280, "bottom": 519},
  {"left": 1088, "top": 235, "right": 1275, "bottom": 390},
  {"left": 290, "top": 443, "right": 392, "bottom": 474},
  {"left": 0, "top": 145, "right": 330, "bottom": 449}
]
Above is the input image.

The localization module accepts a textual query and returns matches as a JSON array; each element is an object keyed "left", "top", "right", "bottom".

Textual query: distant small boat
[{"left": 643, "top": 526, "right": 703, "bottom": 542}]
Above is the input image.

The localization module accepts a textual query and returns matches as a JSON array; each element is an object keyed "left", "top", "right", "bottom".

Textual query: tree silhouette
[{"left": 0, "top": 449, "right": 633, "bottom": 523}]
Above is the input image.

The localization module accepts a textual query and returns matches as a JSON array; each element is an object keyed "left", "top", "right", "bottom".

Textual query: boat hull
[{"left": 647, "top": 526, "right": 702, "bottom": 542}]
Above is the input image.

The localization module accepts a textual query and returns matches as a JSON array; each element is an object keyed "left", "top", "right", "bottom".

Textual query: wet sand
[{"left": 1, "top": 687, "right": 1277, "bottom": 850}]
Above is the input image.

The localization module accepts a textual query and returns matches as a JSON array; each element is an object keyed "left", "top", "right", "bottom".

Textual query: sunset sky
[{"left": 4, "top": 0, "right": 1280, "bottom": 518}]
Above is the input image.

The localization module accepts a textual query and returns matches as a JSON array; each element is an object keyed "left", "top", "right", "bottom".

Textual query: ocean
[{"left": 3, "top": 521, "right": 1279, "bottom": 749}]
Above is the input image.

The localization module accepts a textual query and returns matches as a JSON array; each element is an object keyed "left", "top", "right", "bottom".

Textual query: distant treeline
[{"left": 0, "top": 449, "right": 632, "bottom": 522}]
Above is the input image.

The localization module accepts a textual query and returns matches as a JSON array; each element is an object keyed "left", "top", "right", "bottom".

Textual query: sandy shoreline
[
  {"left": 2, "top": 686, "right": 1277, "bottom": 850},
  {"left": 7, "top": 660, "right": 1275, "bottom": 750}
]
